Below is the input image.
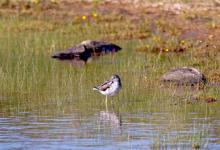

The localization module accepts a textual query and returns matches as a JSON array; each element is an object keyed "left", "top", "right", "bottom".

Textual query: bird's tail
[
  {"left": 93, "top": 87, "right": 98, "bottom": 90},
  {"left": 51, "top": 52, "right": 74, "bottom": 60}
]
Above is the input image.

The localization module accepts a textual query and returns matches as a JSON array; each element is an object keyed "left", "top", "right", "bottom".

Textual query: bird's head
[{"left": 111, "top": 74, "right": 121, "bottom": 82}]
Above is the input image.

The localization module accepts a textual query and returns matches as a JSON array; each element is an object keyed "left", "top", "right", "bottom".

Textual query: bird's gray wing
[{"left": 97, "top": 80, "right": 113, "bottom": 91}]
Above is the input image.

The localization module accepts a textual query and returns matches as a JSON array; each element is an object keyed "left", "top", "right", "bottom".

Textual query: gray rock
[
  {"left": 52, "top": 40, "right": 121, "bottom": 62},
  {"left": 161, "top": 67, "right": 207, "bottom": 85}
]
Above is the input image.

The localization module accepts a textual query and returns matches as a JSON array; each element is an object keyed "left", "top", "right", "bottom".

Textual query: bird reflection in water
[{"left": 99, "top": 110, "right": 122, "bottom": 128}]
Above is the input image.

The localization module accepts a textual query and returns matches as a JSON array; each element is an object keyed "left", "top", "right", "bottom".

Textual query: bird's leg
[
  {"left": 105, "top": 95, "right": 108, "bottom": 111},
  {"left": 111, "top": 98, "right": 115, "bottom": 110}
]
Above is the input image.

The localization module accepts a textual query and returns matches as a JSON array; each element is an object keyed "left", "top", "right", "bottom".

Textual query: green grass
[
  {"left": 0, "top": 13, "right": 219, "bottom": 117},
  {"left": 0, "top": 6, "right": 219, "bottom": 148}
]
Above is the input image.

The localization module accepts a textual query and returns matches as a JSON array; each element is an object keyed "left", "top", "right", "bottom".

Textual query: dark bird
[
  {"left": 161, "top": 67, "right": 207, "bottom": 86},
  {"left": 52, "top": 40, "right": 122, "bottom": 63}
]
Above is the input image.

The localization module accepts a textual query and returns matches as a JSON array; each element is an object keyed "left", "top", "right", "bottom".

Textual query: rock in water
[
  {"left": 161, "top": 67, "right": 207, "bottom": 85},
  {"left": 52, "top": 40, "right": 121, "bottom": 62}
]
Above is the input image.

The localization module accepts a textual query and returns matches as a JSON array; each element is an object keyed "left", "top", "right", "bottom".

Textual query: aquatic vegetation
[{"left": 0, "top": 0, "right": 220, "bottom": 149}]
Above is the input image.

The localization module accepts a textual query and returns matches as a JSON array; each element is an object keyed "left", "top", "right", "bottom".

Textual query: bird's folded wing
[{"left": 98, "top": 80, "right": 113, "bottom": 91}]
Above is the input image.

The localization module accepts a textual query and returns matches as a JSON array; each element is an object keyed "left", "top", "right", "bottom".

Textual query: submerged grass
[{"left": 0, "top": 1, "right": 220, "bottom": 149}]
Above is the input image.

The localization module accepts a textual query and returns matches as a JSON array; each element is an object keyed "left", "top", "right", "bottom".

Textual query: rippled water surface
[{"left": 0, "top": 89, "right": 220, "bottom": 150}]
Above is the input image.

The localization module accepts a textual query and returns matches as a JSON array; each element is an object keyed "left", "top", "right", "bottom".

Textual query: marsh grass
[{"left": 0, "top": 1, "right": 220, "bottom": 149}]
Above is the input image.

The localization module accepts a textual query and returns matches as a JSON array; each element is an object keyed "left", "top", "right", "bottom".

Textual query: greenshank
[{"left": 93, "top": 75, "right": 122, "bottom": 107}]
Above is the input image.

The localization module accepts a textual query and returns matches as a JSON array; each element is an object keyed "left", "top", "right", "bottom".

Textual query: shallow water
[
  {"left": 0, "top": 87, "right": 220, "bottom": 150},
  {"left": 0, "top": 56, "right": 220, "bottom": 149}
]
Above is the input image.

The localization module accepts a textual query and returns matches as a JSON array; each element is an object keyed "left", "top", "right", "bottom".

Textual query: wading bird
[{"left": 93, "top": 75, "right": 122, "bottom": 108}]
